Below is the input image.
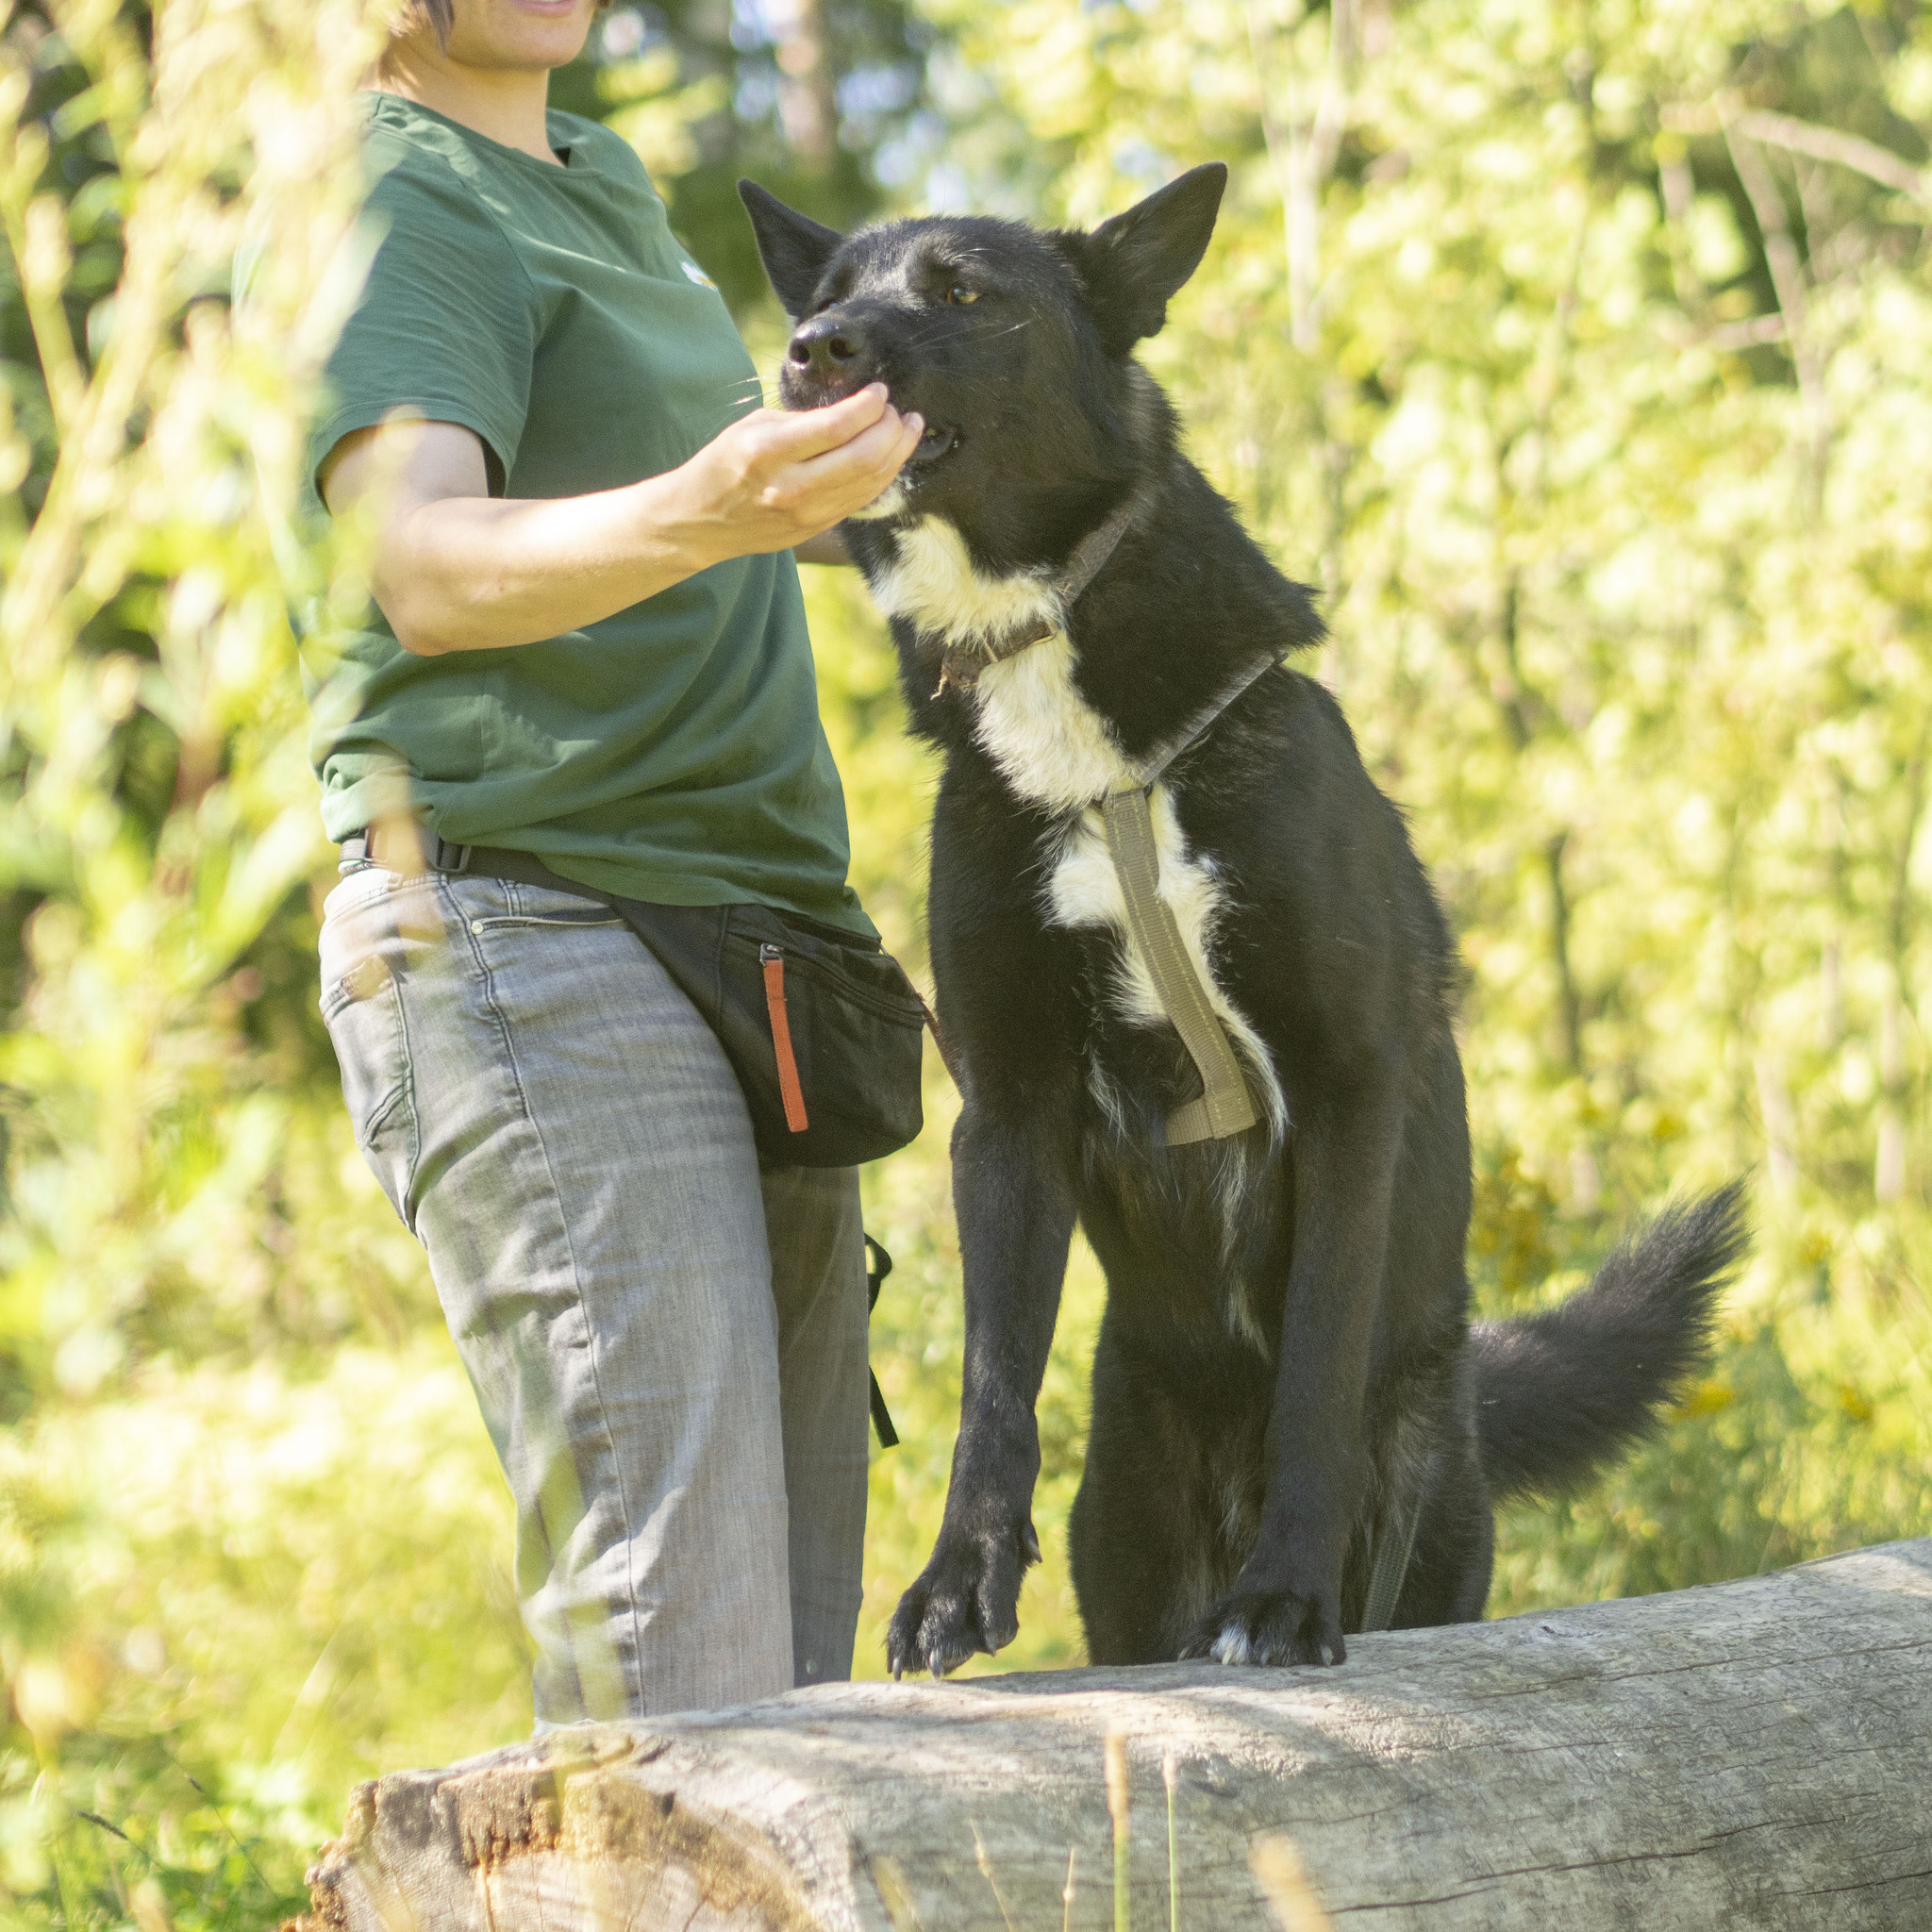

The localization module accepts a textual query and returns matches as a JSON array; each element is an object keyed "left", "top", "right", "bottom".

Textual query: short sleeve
[{"left": 310, "top": 146, "right": 537, "bottom": 506}]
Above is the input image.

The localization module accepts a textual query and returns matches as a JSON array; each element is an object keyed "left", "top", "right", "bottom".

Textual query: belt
[{"left": 339, "top": 824, "right": 608, "bottom": 901}]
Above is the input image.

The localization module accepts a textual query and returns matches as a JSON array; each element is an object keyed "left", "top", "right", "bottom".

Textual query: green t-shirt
[{"left": 305, "top": 92, "right": 869, "bottom": 933}]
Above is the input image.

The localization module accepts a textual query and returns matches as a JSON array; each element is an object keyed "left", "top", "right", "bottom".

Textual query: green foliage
[
  {"left": 3, "top": 2, "right": 1932, "bottom": 1929},
  {"left": 0, "top": 1348, "right": 524, "bottom": 1931}
]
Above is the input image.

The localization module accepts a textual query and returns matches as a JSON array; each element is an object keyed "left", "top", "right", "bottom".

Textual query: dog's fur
[{"left": 741, "top": 165, "right": 1748, "bottom": 1674}]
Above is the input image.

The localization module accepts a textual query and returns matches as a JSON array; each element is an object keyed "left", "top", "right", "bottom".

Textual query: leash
[
  {"left": 864, "top": 1238, "right": 899, "bottom": 1449},
  {"left": 1361, "top": 1494, "right": 1420, "bottom": 1633}
]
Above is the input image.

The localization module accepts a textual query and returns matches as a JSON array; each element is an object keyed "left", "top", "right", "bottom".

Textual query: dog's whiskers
[{"left": 891, "top": 315, "right": 1037, "bottom": 356}]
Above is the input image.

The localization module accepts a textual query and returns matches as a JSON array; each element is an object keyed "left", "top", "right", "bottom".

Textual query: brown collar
[{"left": 934, "top": 492, "right": 1142, "bottom": 696}]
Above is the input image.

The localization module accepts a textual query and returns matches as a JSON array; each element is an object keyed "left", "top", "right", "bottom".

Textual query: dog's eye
[{"left": 946, "top": 282, "right": 980, "bottom": 306}]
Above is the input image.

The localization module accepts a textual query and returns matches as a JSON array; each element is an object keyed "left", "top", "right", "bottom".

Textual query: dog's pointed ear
[
  {"left": 1066, "top": 162, "right": 1228, "bottom": 356},
  {"left": 738, "top": 179, "right": 845, "bottom": 316}
]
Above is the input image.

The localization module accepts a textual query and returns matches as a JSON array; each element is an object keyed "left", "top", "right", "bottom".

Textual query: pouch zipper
[{"left": 759, "top": 943, "right": 810, "bottom": 1134}]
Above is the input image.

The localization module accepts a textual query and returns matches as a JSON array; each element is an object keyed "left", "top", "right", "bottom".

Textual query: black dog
[{"left": 741, "top": 164, "right": 1746, "bottom": 1674}]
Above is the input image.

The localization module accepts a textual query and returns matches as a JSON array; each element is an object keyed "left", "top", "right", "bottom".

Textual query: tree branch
[
  {"left": 1661, "top": 100, "right": 1929, "bottom": 203},
  {"left": 1720, "top": 107, "right": 1832, "bottom": 508},
  {"left": 1736, "top": 109, "right": 1927, "bottom": 202},
  {"left": 1245, "top": 0, "right": 1359, "bottom": 353}
]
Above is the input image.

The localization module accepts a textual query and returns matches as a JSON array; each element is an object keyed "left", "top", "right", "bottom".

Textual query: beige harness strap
[
  {"left": 1101, "top": 784, "right": 1258, "bottom": 1145},
  {"left": 1090, "top": 649, "right": 1287, "bottom": 1147}
]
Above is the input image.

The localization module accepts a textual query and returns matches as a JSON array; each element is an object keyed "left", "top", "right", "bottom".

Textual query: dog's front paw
[
  {"left": 886, "top": 1514, "right": 1041, "bottom": 1679},
  {"left": 1181, "top": 1587, "right": 1345, "bottom": 1668}
]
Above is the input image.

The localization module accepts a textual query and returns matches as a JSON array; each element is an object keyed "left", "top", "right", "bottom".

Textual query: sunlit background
[{"left": 3, "top": 0, "right": 1931, "bottom": 1924}]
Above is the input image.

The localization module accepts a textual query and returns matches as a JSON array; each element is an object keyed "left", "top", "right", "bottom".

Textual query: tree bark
[{"left": 300, "top": 1540, "right": 1932, "bottom": 1932}]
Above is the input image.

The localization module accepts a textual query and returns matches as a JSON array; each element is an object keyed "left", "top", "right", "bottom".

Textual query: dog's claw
[
  {"left": 887, "top": 1512, "right": 1040, "bottom": 1678},
  {"left": 1184, "top": 1585, "right": 1344, "bottom": 1669}
]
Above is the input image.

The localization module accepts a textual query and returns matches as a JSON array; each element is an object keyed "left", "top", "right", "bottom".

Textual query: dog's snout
[{"left": 787, "top": 313, "right": 869, "bottom": 382}]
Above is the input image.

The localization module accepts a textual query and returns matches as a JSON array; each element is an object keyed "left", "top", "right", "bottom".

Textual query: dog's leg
[
  {"left": 1386, "top": 1407, "right": 1494, "bottom": 1627},
  {"left": 886, "top": 1103, "right": 1076, "bottom": 1677},
  {"left": 1072, "top": 1319, "right": 1254, "bottom": 1663},
  {"left": 1184, "top": 1081, "right": 1404, "bottom": 1667}
]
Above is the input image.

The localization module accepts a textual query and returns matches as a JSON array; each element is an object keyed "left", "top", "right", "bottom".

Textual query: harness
[
  {"left": 941, "top": 510, "right": 1419, "bottom": 1632},
  {"left": 1099, "top": 651, "right": 1282, "bottom": 1144},
  {"left": 941, "top": 491, "right": 1278, "bottom": 1147},
  {"left": 933, "top": 492, "right": 1144, "bottom": 694}
]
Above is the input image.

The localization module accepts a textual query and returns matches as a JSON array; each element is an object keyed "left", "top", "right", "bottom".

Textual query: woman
[{"left": 311, "top": 0, "right": 920, "bottom": 1724}]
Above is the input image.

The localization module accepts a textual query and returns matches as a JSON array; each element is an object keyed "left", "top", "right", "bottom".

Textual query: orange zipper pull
[{"left": 760, "top": 943, "right": 809, "bottom": 1134}]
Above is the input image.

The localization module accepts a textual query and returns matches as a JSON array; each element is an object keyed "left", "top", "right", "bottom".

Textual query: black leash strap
[
  {"left": 865, "top": 1236, "right": 899, "bottom": 1449},
  {"left": 1362, "top": 1496, "right": 1420, "bottom": 1632}
]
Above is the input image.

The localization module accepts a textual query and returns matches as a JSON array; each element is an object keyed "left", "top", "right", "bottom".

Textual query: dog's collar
[{"left": 934, "top": 491, "right": 1143, "bottom": 695}]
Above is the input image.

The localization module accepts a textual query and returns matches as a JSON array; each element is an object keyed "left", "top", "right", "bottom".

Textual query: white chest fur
[
  {"left": 973, "top": 636, "right": 1136, "bottom": 815},
  {"left": 871, "top": 517, "right": 1060, "bottom": 645}
]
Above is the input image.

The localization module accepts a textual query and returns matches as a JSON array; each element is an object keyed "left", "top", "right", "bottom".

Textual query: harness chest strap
[
  {"left": 1100, "top": 785, "right": 1257, "bottom": 1145},
  {"left": 1100, "top": 649, "right": 1285, "bottom": 1146}
]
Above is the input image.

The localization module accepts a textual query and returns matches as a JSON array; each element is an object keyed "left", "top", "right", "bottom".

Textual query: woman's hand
[
  {"left": 676, "top": 385, "right": 921, "bottom": 559},
  {"left": 320, "top": 386, "right": 919, "bottom": 657}
]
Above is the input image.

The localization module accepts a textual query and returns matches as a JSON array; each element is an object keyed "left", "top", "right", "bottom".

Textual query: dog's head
[{"left": 738, "top": 165, "right": 1226, "bottom": 560}]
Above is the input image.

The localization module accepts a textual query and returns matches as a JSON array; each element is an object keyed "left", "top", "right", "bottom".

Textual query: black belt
[{"left": 339, "top": 824, "right": 608, "bottom": 901}]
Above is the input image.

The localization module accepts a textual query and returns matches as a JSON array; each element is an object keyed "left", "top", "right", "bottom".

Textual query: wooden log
[{"left": 301, "top": 1540, "right": 1932, "bottom": 1932}]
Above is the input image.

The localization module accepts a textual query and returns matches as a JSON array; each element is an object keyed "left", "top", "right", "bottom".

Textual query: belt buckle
[{"left": 434, "top": 838, "right": 474, "bottom": 874}]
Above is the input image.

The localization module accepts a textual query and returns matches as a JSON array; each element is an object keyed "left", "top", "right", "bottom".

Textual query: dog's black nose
[{"left": 787, "top": 312, "right": 870, "bottom": 383}]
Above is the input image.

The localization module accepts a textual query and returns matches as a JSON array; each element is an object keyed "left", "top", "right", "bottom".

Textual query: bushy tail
[{"left": 1473, "top": 1182, "right": 1749, "bottom": 1500}]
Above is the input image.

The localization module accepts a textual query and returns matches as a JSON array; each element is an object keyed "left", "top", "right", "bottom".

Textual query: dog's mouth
[{"left": 905, "top": 419, "right": 961, "bottom": 468}]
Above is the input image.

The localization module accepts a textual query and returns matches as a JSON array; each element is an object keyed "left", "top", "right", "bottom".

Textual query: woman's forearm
[
  {"left": 325, "top": 387, "right": 919, "bottom": 658},
  {"left": 379, "top": 475, "right": 733, "bottom": 657}
]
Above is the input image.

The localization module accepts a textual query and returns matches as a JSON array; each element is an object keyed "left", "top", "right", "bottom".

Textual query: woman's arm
[{"left": 320, "top": 383, "right": 917, "bottom": 657}]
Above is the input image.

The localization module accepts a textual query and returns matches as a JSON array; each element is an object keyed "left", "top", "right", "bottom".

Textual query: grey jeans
[{"left": 318, "top": 862, "right": 871, "bottom": 1723}]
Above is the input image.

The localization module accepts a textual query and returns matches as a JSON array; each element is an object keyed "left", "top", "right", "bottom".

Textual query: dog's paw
[
  {"left": 1180, "top": 1587, "right": 1345, "bottom": 1669},
  {"left": 886, "top": 1515, "right": 1041, "bottom": 1679}
]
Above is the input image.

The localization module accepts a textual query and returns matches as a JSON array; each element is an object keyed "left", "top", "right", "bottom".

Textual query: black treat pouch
[{"left": 612, "top": 897, "right": 925, "bottom": 1169}]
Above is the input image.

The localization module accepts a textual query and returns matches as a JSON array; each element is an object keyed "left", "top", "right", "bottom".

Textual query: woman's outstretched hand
[{"left": 679, "top": 384, "right": 921, "bottom": 558}]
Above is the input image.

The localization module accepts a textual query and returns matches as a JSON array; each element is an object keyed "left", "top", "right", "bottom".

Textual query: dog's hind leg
[
  {"left": 1351, "top": 1334, "right": 1491, "bottom": 1630},
  {"left": 1382, "top": 1425, "right": 1493, "bottom": 1628},
  {"left": 1069, "top": 1321, "right": 1255, "bottom": 1663}
]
